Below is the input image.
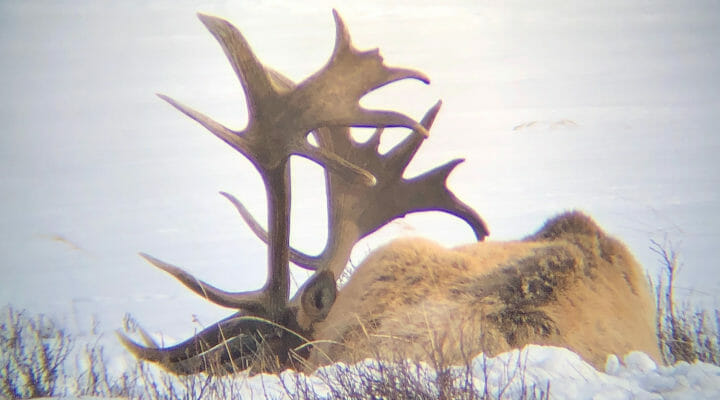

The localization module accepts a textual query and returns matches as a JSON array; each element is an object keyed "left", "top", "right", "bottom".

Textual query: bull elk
[{"left": 119, "top": 11, "right": 660, "bottom": 374}]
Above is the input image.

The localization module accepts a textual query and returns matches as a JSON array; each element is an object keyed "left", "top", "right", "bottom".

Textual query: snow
[
  {"left": 32, "top": 346, "right": 720, "bottom": 399},
  {"left": 2, "top": 0, "right": 720, "bottom": 398}
]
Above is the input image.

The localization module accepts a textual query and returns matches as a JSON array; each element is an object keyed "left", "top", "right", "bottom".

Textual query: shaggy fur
[{"left": 308, "top": 211, "right": 661, "bottom": 370}]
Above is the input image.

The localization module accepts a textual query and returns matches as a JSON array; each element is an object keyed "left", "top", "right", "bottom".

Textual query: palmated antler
[
  {"left": 120, "top": 10, "right": 487, "bottom": 375},
  {"left": 158, "top": 11, "right": 429, "bottom": 186}
]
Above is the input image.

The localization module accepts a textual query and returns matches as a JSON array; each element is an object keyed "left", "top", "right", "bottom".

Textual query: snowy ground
[
  {"left": 29, "top": 345, "right": 720, "bottom": 399},
  {"left": 1, "top": 0, "right": 720, "bottom": 398},
  {"left": 183, "top": 346, "right": 720, "bottom": 399}
]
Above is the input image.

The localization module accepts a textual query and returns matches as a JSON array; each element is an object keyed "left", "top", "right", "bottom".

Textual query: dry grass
[
  {"left": 649, "top": 238, "right": 720, "bottom": 365},
  {"left": 0, "top": 305, "right": 549, "bottom": 399},
  {"left": 0, "top": 306, "right": 72, "bottom": 398}
]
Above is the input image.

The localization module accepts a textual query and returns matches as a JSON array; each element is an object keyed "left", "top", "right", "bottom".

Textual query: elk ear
[{"left": 301, "top": 270, "right": 337, "bottom": 322}]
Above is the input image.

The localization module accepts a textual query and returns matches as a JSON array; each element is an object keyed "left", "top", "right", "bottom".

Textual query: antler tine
[
  {"left": 139, "top": 253, "right": 267, "bottom": 312},
  {"left": 298, "top": 144, "right": 377, "bottom": 186},
  {"left": 396, "top": 159, "right": 489, "bottom": 240},
  {"left": 330, "top": 9, "right": 352, "bottom": 59},
  {"left": 196, "top": 13, "right": 274, "bottom": 121},
  {"left": 219, "top": 191, "right": 320, "bottom": 270},
  {"left": 118, "top": 312, "right": 290, "bottom": 374},
  {"left": 329, "top": 9, "right": 430, "bottom": 89},
  {"left": 118, "top": 315, "right": 240, "bottom": 365},
  {"left": 156, "top": 94, "right": 255, "bottom": 162},
  {"left": 290, "top": 10, "right": 430, "bottom": 139},
  {"left": 366, "top": 126, "right": 383, "bottom": 151},
  {"left": 384, "top": 101, "right": 441, "bottom": 173}
]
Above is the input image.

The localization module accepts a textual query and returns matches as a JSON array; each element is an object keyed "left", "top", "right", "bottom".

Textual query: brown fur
[{"left": 308, "top": 211, "right": 661, "bottom": 370}]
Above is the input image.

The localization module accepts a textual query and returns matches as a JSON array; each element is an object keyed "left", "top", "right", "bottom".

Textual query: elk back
[{"left": 308, "top": 211, "right": 661, "bottom": 370}]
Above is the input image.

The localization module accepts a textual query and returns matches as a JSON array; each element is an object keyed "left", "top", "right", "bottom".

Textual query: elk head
[{"left": 118, "top": 10, "right": 488, "bottom": 374}]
